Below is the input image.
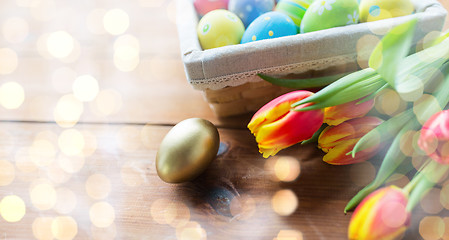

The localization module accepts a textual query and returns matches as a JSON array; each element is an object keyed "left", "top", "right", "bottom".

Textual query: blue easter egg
[
  {"left": 228, "top": 0, "right": 275, "bottom": 27},
  {"left": 241, "top": 11, "right": 297, "bottom": 44}
]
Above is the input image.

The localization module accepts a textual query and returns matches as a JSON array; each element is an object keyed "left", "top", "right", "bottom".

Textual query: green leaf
[
  {"left": 291, "top": 68, "right": 378, "bottom": 107},
  {"left": 369, "top": 18, "right": 417, "bottom": 88},
  {"left": 293, "top": 73, "right": 384, "bottom": 111},
  {"left": 257, "top": 72, "right": 350, "bottom": 89},
  {"left": 345, "top": 119, "right": 420, "bottom": 212}
]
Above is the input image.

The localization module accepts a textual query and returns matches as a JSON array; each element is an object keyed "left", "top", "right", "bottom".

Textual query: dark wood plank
[{"left": 0, "top": 122, "right": 447, "bottom": 239}]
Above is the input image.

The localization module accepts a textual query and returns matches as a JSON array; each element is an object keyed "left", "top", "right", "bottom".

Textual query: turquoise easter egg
[
  {"left": 241, "top": 11, "right": 297, "bottom": 44},
  {"left": 228, "top": 0, "right": 275, "bottom": 28},
  {"left": 274, "top": 0, "right": 314, "bottom": 29},
  {"left": 300, "top": 0, "right": 359, "bottom": 33},
  {"left": 197, "top": 9, "right": 245, "bottom": 50}
]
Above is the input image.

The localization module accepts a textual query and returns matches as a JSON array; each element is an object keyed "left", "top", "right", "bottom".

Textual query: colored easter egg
[
  {"left": 197, "top": 9, "right": 245, "bottom": 50},
  {"left": 228, "top": 0, "right": 275, "bottom": 27},
  {"left": 359, "top": 0, "right": 414, "bottom": 22},
  {"left": 300, "top": 0, "right": 359, "bottom": 33},
  {"left": 241, "top": 11, "right": 297, "bottom": 44},
  {"left": 274, "top": 0, "right": 314, "bottom": 29},
  {"left": 194, "top": 0, "right": 229, "bottom": 16}
]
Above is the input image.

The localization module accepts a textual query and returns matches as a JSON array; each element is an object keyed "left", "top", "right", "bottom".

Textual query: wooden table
[{"left": 0, "top": 1, "right": 448, "bottom": 239}]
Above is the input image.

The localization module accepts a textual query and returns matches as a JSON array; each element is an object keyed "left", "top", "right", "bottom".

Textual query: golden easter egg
[{"left": 156, "top": 118, "right": 220, "bottom": 183}]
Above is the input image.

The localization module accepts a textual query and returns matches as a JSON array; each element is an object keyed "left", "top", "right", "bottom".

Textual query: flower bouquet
[{"left": 248, "top": 18, "right": 449, "bottom": 239}]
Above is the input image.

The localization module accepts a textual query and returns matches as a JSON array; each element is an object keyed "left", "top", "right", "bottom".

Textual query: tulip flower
[
  {"left": 418, "top": 109, "right": 449, "bottom": 164},
  {"left": 318, "top": 116, "right": 383, "bottom": 165},
  {"left": 348, "top": 186, "right": 411, "bottom": 240},
  {"left": 248, "top": 90, "right": 324, "bottom": 158},
  {"left": 323, "top": 98, "right": 374, "bottom": 126}
]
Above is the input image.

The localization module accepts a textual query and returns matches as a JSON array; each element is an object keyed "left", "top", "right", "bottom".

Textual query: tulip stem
[
  {"left": 405, "top": 161, "right": 449, "bottom": 212},
  {"left": 257, "top": 72, "right": 351, "bottom": 89},
  {"left": 344, "top": 119, "right": 419, "bottom": 213}
]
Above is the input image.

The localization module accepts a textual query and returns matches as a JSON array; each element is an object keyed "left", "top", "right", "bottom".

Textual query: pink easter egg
[{"left": 194, "top": 0, "right": 229, "bottom": 16}]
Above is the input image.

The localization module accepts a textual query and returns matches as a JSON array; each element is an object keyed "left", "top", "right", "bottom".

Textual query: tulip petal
[
  {"left": 324, "top": 98, "right": 374, "bottom": 126},
  {"left": 349, "top": 186, "right": 410, "bottom": 240}
]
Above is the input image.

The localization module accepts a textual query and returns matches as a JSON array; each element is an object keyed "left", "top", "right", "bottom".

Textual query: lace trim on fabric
[{"left": 189, "top": 54, "right": 357, "bottom": 91}]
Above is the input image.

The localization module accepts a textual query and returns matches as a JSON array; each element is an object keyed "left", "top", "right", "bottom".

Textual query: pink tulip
[
  {"left": 248, "top": 90, "right": 323, "bottom": 158},
  {"left": 348, "top": 186, "right": 410, "bottom": 240},
  {"left": 318, "top": 116, "right": 383, "bottom": 165},
  {"left": 418, "top": 109, "right": 449, "bottom": 164}
]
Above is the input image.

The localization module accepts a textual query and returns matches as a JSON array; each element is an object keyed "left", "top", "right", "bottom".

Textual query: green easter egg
[
  {"left": 300, "top": 0, "right": 360, "bottom": 33},
  {"left": 274, "top": 0, "right": 314, "bottom": 29}
]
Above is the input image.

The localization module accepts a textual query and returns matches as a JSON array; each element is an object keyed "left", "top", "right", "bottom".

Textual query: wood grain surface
[{"left": 0, "top": 1, "right": 448, "bottom": 240}]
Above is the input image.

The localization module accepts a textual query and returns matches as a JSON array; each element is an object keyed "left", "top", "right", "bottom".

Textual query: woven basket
[{"left": 176, "top": 0, "right": 447, "bottom": 117}]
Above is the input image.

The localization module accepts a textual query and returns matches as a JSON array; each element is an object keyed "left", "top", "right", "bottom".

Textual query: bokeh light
[
  {"left": 72, "top": 74, "right": 99, "bottom": 102},
  {"left": 175, "top": 221, "right": 207, "bottom": 240},
  {"left": 86, "top": 173, "right": 111, "bottom": 200},
  {"left": 165, "top": 201, "right": 190, "bottom": 228},
  {"left": 15, "top": 147, "right": 37, "bottom": 173},
  {"left": 0, "top": 48, "right": 18, "bottom": 75},
  {"left": 271, "top": 189, "right": 298, "bottom": 216},
  {"left": 380, "top": 200, "right": 408, "bottom": 230},
  {"left": 46, "top": 31, "right": 75, "bottom": 59},
  {"left": 103, "top": 9, "right": 129, "bottom": 35},
  {"left": 90, "top": 89, "right": 123, "bottom": 116},
  {"left": 30, "top": 182, "right": 57, "bottom": 210},
  {"left": 51, "top": 216, "right": 78, "bottom": 240},
  {"left": 385, "top": 174, "right": 409, "bottom": 188},
  {"left": 413, "top": 94, "right": 441, "bottom": 125},
  {"left": 114, "top": 44, "right": 140, "bottom": 72},
  {"left": 90, "top": 201, "right": 116, "bottom": 228},
  {"left": 91, "top": 223, "right": 117, "bottom": 240},
  {"left": 0, "top": 159, "right": 15, "bottom": 186},
  {"left": 78, "top": 131, "right": 96, "bottom": 157},
  {"left": 151, "top": 198, "right": 172, "bottom": 225},
  {"left": 29, "top": 139, "right": 56, "bottom": 167},
  {"left": 420, "top": 188, "right": 444, "bottom": 214},
  {"left": 53, "top": 94, "right": 84, "bottom": 128},
  {"left": 349, "top": 161, "right": 376, "bottom": 187},
  {"left": 229, "top": 195, "right": 256, "bottom": 220},
  {"left": 273, "top": 156, "right": 301, "bottom": 182},
  {"left": 57, "top": 154, "right": 85, "bottom": 174},
  {"left": 275, "top": 230, "right": 304, "bottom": 240},
  {"left": 399, "top": 130, "right": 417, "bottom": 157},
  {"left": 121, "top": 162, "right": 146, "bottom": 187},
  {"left": 441, "top": 183, "right": 449, "bottom": 210},
  {"left": 32, "top": 217, "right": 54, "bottom": 240},
  {"left": 0, "top": 195, "right": 26, "bottom": 222},
  {"left": 58, "top": 129, "right": 85, "bottom": 156},
  {"left": 54, "top": 188, "right": 77, "bottom": 214},
  {"left": 374, "top": 88, "right": 407, "bottom": 116},
  {"left": 46, "top": 164, "right": 72, "bottom": 185},
  {"left": 2, "top": 17, "right": 29, "bottom": 43},
  {"left": 419, "top": 216, "right": 445, "bottom": 240},
  {"left": 356, "top": 34, "right": 379, "bottom": 69}
]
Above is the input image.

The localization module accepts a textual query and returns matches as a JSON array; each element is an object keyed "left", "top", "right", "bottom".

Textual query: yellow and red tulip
[
  {"left": 418, "top": 109, "right": 449, "bottom": 164},
  {"left": 318, "top": 116, "right": 383, "bottom": 165},
  {"left": 348, "top": 185, "right": 410, "bottom": 240},
  {"left": 248, "top": 90, "right": 324, "bottom": 158},
  {"left": 323, "top": 98, "right": 375, "bottom": 126}
]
